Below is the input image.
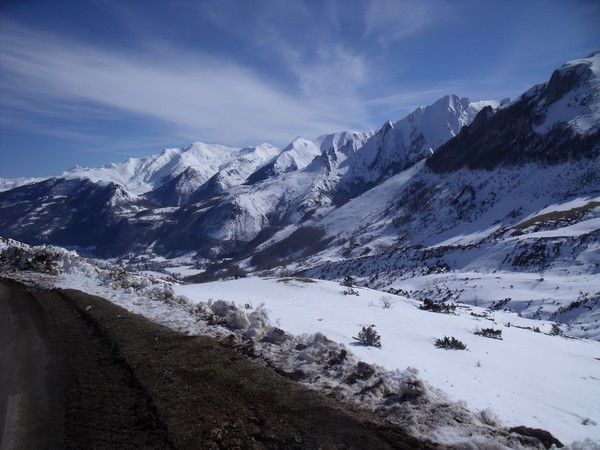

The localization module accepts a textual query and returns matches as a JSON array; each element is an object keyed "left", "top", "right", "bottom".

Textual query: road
[
  {"left": 0, "top": 279, "right": 62, "bottom": 450},
  {"left": 0, "top": 279, "right": 436, "bottom": 449}
]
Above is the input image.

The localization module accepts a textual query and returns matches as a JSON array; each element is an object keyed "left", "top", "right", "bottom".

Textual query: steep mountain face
[
  {"left": 428, "top": 52, "right": 600, "bottom": 172},
  {"left": 331, "top": 95, "right": 499, "bottom": 204}
]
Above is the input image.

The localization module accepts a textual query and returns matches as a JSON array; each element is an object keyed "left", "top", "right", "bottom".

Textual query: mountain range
[
  {"left": 2, "top": 51, "right": 600, "bottom": 449},
  {"left": 1, "top": 52, "right": 599, "bottom": 337},
  {"left": 0, "top": 91, "right": 503, "bottom": 256}
]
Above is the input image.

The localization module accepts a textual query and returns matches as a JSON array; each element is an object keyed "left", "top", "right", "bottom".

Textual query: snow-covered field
[
  {"left": 176, "top": 277, "right": 600, "bottom": 446},
  {"left": 2, "top": 239, "right": 599, "bottom": 448},
  {"left": 389, "top": 268, "right": 600, "bottom": 340}
]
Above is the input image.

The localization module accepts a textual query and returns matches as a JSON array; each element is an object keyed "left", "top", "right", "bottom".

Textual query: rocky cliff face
[{"left": 428, "top": 53, "right": 600, "bottom": 172}]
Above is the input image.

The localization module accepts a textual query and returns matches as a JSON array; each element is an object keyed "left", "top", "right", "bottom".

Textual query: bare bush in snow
[
  {"left": 435, "top": 336, "right": 467, "bottom": 350},
  {"left": 379, "top": 296, "right": 393, "bottom": 309},
  {"left": 342, "top": 287, "right": 360, "bottom": 296},
  {"left": 340, "top": 275, "right": 355, "bottom": 287},
  {"left": 419, "top": 298, "right": 456, "bottom": 314},
  {"left": 474, "top": 328, "right": 503, "bottom": 339},
  {"left": 353, "top": 325, "right": 382, "bottom": 348}
]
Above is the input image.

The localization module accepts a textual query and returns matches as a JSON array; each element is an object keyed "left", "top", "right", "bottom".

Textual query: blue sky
[{"left": 1, "top": 0, "right": 599, "bottom": 178}]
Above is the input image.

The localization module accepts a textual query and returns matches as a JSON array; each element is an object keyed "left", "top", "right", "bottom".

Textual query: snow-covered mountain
[
  {"left": 0, "top": 90, "right": 497, "bottom": 254},
  {"left": 0, "top": 176, "right": 46, "bottom": 192},
  {"left": 330, "top": 94, "right": 500, "bottom": 204},
  {"left": 428, "top": 53, "right": 599, "bottom": 172},
  {"left": 244, "top": 137, "right": 323, "bottom": 185},
  {"left": 62, "top": 141, "right": 277, "bottom": 196},
  {"left": 145, "top": 143, "right": 281, "bottom": 206},
  {"left": 1, "top": 53, "right": 599, "bottom": 340}
]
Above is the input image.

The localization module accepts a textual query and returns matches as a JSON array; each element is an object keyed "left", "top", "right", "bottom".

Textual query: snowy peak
[
  {"left": 314, "top": 130, "right": 375, "bottom": 153},
  {"left": 244, "top": 138, "right": 321, "bottom": 185},
  {"left": 219, "top": 143, "right": 281, "bottom": 184},
  {"left": 545, "top": 52, "right": 599, "bottom": 104},
  {"left": 59, "top": 141, "right": 281, "bottom": 206},
  {"left": 245, "top": 132, "right": 374, "bottom": 186},
  {"left": 400, "top": 94, "right": 499, "bottom": 150},
  {"left": 146, "top": 143, "right": 281, "bottom": 206},
  {"left": 276, "top": 137, "right": 322, "bottom": 172},
  {"left": 330, "top": 95, "right": 498, "bottom": 203},
  {"left": 63, "top": 141, "right": 242, "bottom": 195},
  {"left": 187, "top": 143, "right": 281, "bottom": 202},
  {"left": 0, "top": 176, "right": 45, "bottom": 192}
]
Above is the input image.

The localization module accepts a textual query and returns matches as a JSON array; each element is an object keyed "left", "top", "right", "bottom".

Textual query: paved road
[{"left": 0, "top": 279, "right": 63, "bottom": 450}]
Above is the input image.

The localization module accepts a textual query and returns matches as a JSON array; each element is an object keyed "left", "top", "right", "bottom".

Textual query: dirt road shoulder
[{"left": 3, "top": 279, "right": 437, "bottom": 449}]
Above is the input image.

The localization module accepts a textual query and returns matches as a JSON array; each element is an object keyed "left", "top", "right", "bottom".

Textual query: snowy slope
[
  {"left": 0, "top": 176, "right": 45, "bottom": 192},
  {"left": 163, "top": 143, "right": 281, "bottom": 205},
  {"left": 291, "top": 154, "right": 600, "bottom": 339},
  {"left": 244, "top": 138, "right": 323, "bottom": 184},
  {"left": 175, "top": 277, "right": 600, "bottom": 446}
]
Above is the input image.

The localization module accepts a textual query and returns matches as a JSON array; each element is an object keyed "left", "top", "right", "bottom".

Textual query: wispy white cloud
[
  {"left": 363, "top": 0, "right": 446, "bottom": 44},
  {"left": 0, "top": 21, "right": 370, "bottom": 147},
  {"left": 278, "top": 43, "right": 368, "bottom": 100},
  {"left": 0, "top": 113, "right": 107, "bottom": 143},
  {"left": 199, "top": 0, "right": 372, "bottom": 109}
]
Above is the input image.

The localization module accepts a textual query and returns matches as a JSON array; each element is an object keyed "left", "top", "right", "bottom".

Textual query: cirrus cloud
[{"left": 0, "top": 21, "right": 370, "bottom": 147}]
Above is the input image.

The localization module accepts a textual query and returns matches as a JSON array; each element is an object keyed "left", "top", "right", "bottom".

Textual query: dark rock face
[
  {"left": 428, "top": 110, "right": 600, "bottom": 173},
  {"left": 0, "top": 178, "right": 158, "bottom": 256},
  {"left": 427, "top": 59, "right": 600, "bottom": 173},
  {"left": 508, "top": 426, "right": 563, "bottom": 449},
  {"left": 544, "top": 61, "right": 592, "bottom": 104},
  {"left": 427, "top": 96, "right": 533, "bottom": 172}
]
